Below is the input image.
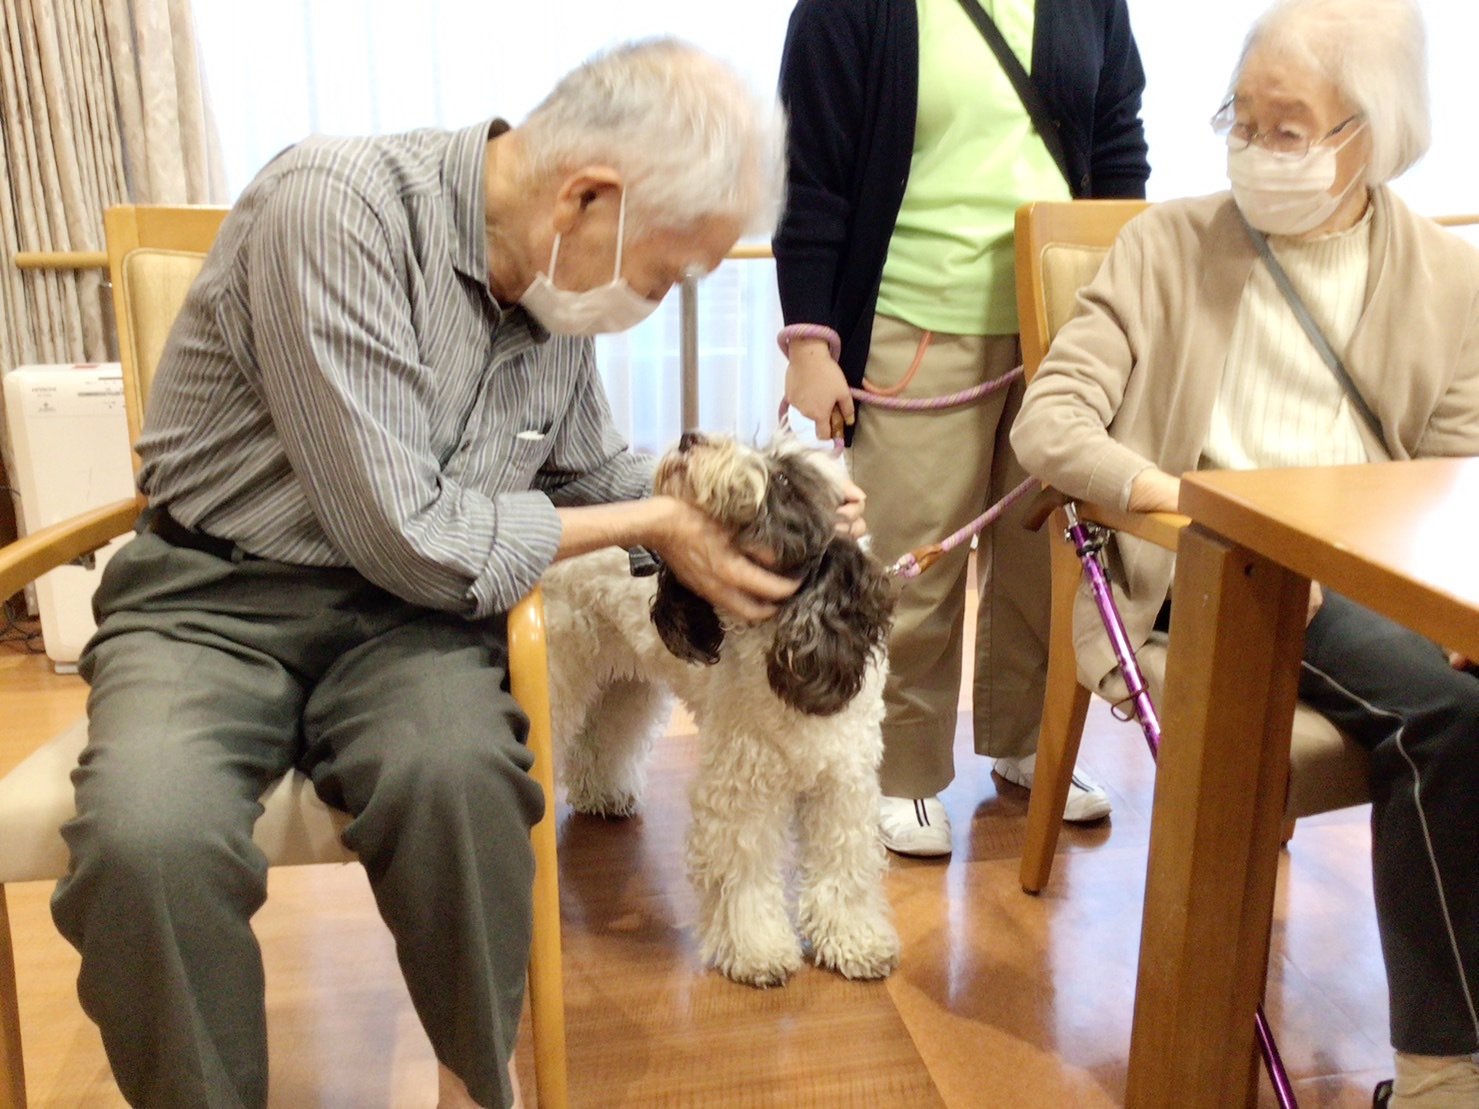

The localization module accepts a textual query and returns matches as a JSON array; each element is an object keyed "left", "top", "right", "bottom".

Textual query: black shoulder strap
[
  {"left": 953, "top": 0, "right": 1078, "bottom": 196},
  {"left": 1237, "top": 210, "right": 1387, "bottom": 450}
]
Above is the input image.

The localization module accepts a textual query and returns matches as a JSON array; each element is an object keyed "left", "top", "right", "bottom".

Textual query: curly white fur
[{"left": 541, "top": 437, "right": 900, "bottom": 988}]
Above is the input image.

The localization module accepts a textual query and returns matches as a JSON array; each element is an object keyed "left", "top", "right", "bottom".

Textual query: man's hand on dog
[{"left": 650, "top": 497, "right": 800, "bottom": 622}]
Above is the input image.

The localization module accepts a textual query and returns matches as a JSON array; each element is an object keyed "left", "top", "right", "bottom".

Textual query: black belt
[{"left": 145, "top": 507, "right": 259, "bottom": 562}]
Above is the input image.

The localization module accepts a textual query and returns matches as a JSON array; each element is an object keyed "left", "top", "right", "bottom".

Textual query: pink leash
[
  {"left": 884, "top": 472, "right": 1038, "bottom": 579},
  {"left": 783, "top": 364, "right": 1037, "bottom": 580},
  {"left": 852, "top": 367, "right": 1022, "bottom": 412}
]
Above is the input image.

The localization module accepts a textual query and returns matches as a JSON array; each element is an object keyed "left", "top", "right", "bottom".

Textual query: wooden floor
[{"left": 2, "top": 598, "right": 1394, "bottom": 1107}]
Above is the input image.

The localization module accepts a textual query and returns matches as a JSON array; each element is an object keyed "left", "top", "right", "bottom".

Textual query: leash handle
[
  {"left": 775, "top": 398, "right": 847, "bottom": 459},
  {"left": 912, "top": 545, "right": 945, "bottom": 573}
]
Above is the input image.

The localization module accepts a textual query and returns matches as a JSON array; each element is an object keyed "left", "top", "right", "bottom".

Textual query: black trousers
[{"left": 1299, "top": 591, "right": 1479, "bottom": 1055}]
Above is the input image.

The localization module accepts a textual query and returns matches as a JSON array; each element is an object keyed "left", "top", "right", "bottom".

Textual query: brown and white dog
[{"left": 542, "top": 432, "right": 899, "bottom": 987}]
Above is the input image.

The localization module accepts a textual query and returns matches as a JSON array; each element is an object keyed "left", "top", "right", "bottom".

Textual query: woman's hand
[
  {"left": 785, "top": 338, "right": 853, "bottom": 441},
  {"left": 1127, "top": 467, "right": 1181, "bottom": 513},
  {"left": 835, "top": 479, "right": 867, "bottom": 539}
]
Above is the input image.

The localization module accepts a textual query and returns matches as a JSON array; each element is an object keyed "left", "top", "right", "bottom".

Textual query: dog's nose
[{"left": 679, "top": 430, "right": 707, "bottom": 452}]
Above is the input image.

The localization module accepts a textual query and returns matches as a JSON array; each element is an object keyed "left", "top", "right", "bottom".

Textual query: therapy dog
[{"left": 542, "top": 432, "right": 899, "bottom": 987}]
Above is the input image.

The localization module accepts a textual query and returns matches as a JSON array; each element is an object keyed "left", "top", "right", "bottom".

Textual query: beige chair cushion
[
  {"left": 122, "top": 249, "right": 207, "bottom": 405},
  {"left": 1099, "top": 638, "right": 1371, "bottom": 820},
  {"left": 1041, "top": 244, "right": 1110, "bottom": 337},
  {"left": 0, "top": 718, "right": 355, "bottom": 885}
]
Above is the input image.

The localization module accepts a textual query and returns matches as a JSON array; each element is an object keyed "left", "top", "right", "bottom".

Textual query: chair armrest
[
  {"left": 0, "top": 496, "right": 142, "bottom": 600},
  {"left": 506, "top": 584, "right": 570, "bottom": 1106},
  {"left": 1076, "top": 500, "right": 1189, "bottom": 552}
]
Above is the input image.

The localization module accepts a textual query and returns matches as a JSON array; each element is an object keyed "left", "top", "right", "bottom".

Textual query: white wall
[
  {"left": 196, "top": 0, "right": 1478, "bottom": 214},
  {"left": 189, "top": 0, "right": 1478, "bottom": 448},
  {"left": 1127, "top": 0, "right": 1479, "bottom": 215}
]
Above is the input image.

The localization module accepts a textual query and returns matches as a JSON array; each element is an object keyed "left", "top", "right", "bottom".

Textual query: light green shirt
[{"left": 876, "top": 0, "right": 1072, "bottom": 336}]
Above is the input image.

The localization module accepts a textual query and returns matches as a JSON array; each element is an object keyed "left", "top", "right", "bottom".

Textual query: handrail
[
  {"left": 18, "top": 218, "right": 1479, "bottom": 273},
  {"left": 726, "top": 242, "right": 774, "bottom": 260},
  {"left": 12, "top": 244, "right": 778, "bottom": 272},
  {"left": 13, "top": 251, "right": 109, "bottom": 270},
  {"left": 9, "top": 244, "right": 779, "bottom": 441}
]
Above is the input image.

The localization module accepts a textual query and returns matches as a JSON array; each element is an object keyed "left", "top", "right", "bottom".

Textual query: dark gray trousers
[
  {"left": 51, "top": 532, "right": 544, "bottom": 1108},
  {"left": 1299, "top": 591, "right": 1479, "bottom": 1056}
]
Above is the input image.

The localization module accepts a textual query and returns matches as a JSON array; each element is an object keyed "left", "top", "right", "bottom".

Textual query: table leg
[{"left": 1125, "top": 525, "right": 1307, "bottom": 1107}]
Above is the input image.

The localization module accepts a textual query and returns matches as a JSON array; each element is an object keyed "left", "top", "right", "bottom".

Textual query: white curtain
[
  {"left": 192, "top": 0, "right": 797, "bottom": 455},
  {"left": 1, "top": 0, "right": 225, "bottom": 375},
  {"left": 190, "top": 0, "right": 1479, "bottom": 453},
  {"left": 2, "top": 0, "right": 225, "bottom": 548},
  {"left": 1, "top": 0, "right": 126, "bottom": 373},
  {"left": 101, "top": 0, "right": 227, "bottom": 205}
]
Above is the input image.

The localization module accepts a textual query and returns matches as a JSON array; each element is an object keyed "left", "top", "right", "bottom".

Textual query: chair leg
[
  {"left": 1281, "top": 819, "right": 1296, "bottom": 846},
  {"left": 1020, "top": 510, "right": 1094, "bottom": 895},
  {"left": 508, "top": 588, "right": 568, "bottom": 1109},
  {"left": 1, "top": 885, "right": 26, "bottom": 1109}
]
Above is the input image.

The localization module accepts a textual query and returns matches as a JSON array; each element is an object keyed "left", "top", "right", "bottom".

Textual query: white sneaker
[
  {"left": 878, "top": 795, "right": 952, "bottom": 857},
  {"left": 993, "top": 753, "right": 1112, "bottom": 824}
]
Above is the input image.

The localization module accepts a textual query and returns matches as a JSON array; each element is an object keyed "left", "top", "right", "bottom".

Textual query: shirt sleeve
[
  {"left": 243, "top": 168, "right": 561, "bottom": 618},
  {"left": 1089, "top": 0, "right": 1151, "bottom": 200},
  {"left": 772, "top": 0, "right": 869, "bottom": 328}
]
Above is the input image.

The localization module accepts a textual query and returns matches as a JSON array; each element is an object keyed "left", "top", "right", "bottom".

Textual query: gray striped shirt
[{"left": 138, "top": 119, "right": 652, "bottom": 619}]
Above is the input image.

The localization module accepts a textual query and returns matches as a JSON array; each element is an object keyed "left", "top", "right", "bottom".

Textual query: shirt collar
[
  {"left": 442, "top": 117, "right": 509, "bottom": 286},
  {"left": 441, "top": 117, "right": 554, "bottom": 343}
]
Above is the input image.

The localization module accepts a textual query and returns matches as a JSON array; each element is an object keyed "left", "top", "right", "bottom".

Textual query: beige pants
[{"left": 850, "top": 314, "right": 1050, "bottom": 797}]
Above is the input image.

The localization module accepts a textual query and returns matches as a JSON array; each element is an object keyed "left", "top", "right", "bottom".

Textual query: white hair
[
  {"left": 519, "top": 39, "right": 787, "bottom": 237},
  {"left": 1233, "top": 0, "right": 1430, "bottom": 184}
]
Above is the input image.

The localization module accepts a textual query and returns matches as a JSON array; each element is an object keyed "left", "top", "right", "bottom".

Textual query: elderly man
[{"left": 52, "top": 40, "right": 790, "bottom": 1109}]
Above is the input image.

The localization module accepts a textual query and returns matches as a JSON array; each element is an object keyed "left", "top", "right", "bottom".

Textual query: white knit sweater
[{"left": 1202, "top": 206, "right": 1376, "bottom": 471}]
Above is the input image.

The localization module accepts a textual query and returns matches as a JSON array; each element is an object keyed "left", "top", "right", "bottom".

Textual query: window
[
  {"left": 193, "top": 0, "right": 1479, "bottom": 454},
  {"left": 194, "top": 0, "right": 796, "bottom": 452}
]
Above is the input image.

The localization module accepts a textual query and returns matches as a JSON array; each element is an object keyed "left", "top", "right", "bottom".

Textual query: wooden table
[{"left": 1124, "top": 457, "right": 1479, "bottom": 1106}]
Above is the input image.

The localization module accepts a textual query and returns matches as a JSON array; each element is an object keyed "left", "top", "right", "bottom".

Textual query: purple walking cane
[{"left": 1061, "top": 502, "right": 1297, "bottom": 1109}]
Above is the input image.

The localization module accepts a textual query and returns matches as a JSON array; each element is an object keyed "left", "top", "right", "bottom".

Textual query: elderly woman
[{"left": 1010, "top": 0, "right": 1479, "bottom": 1105}]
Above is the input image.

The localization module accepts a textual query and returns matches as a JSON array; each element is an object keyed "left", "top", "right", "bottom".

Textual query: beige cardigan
[{"left": 1011, "top": 188, "right": 1479, "bottom": 687}]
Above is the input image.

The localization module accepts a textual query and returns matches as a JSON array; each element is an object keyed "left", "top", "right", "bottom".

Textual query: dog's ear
[
  {"left": 650, "top": 564, "right": 725, "bottom": 665},
  {"left": 766, "top": 536, "right": 895, "bottom": 715}
]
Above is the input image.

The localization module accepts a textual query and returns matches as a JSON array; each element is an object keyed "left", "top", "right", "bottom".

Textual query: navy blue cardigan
[{"left": 773, "top": 0, "right": 1151, "bottom": 395}]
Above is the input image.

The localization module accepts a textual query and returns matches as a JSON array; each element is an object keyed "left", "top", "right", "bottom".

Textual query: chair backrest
[
  {"left": 1014, "top": 200, "right": 1149, "bottom": 381},
  {"left": 1015, "top": 205, "right": 1479, "bottom": 384},
  {"left": 104, "top": 205, "right": 229, "bottom": 469}
]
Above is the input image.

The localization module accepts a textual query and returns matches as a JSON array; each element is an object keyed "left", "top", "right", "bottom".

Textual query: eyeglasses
[{"left": 1210, "top": 99, "right": 1363, "bottom": 159}]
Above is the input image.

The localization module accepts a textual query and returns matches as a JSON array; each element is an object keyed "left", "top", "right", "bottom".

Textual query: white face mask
[
  {"left": 519, "top": 190, "right": 660, "bottom": 335},
  {"left": 1227, "top": 122, "right": 1366, "bottom": 236}
]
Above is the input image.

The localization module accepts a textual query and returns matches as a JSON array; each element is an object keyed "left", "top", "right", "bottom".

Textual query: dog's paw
[
  {"left": 564, "top": 786, "right": 642, "bottom": 818},
  {"left": 807, "top": 916, "right": 901, "bottom": 981},
  {"left": 710, "top": 939, "right": 805, "bottom": 989},
  {"left": 700, "top": 912, "right": 805, "bottom": 988}
]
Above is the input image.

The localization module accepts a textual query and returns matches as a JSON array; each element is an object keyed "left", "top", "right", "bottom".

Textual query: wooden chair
[
  {"left": 0, "top": 205, "right": 567, "bottom": 1108},
  {"left": 1012, "top": 199, "right": 1372, "bottom": 895}
]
